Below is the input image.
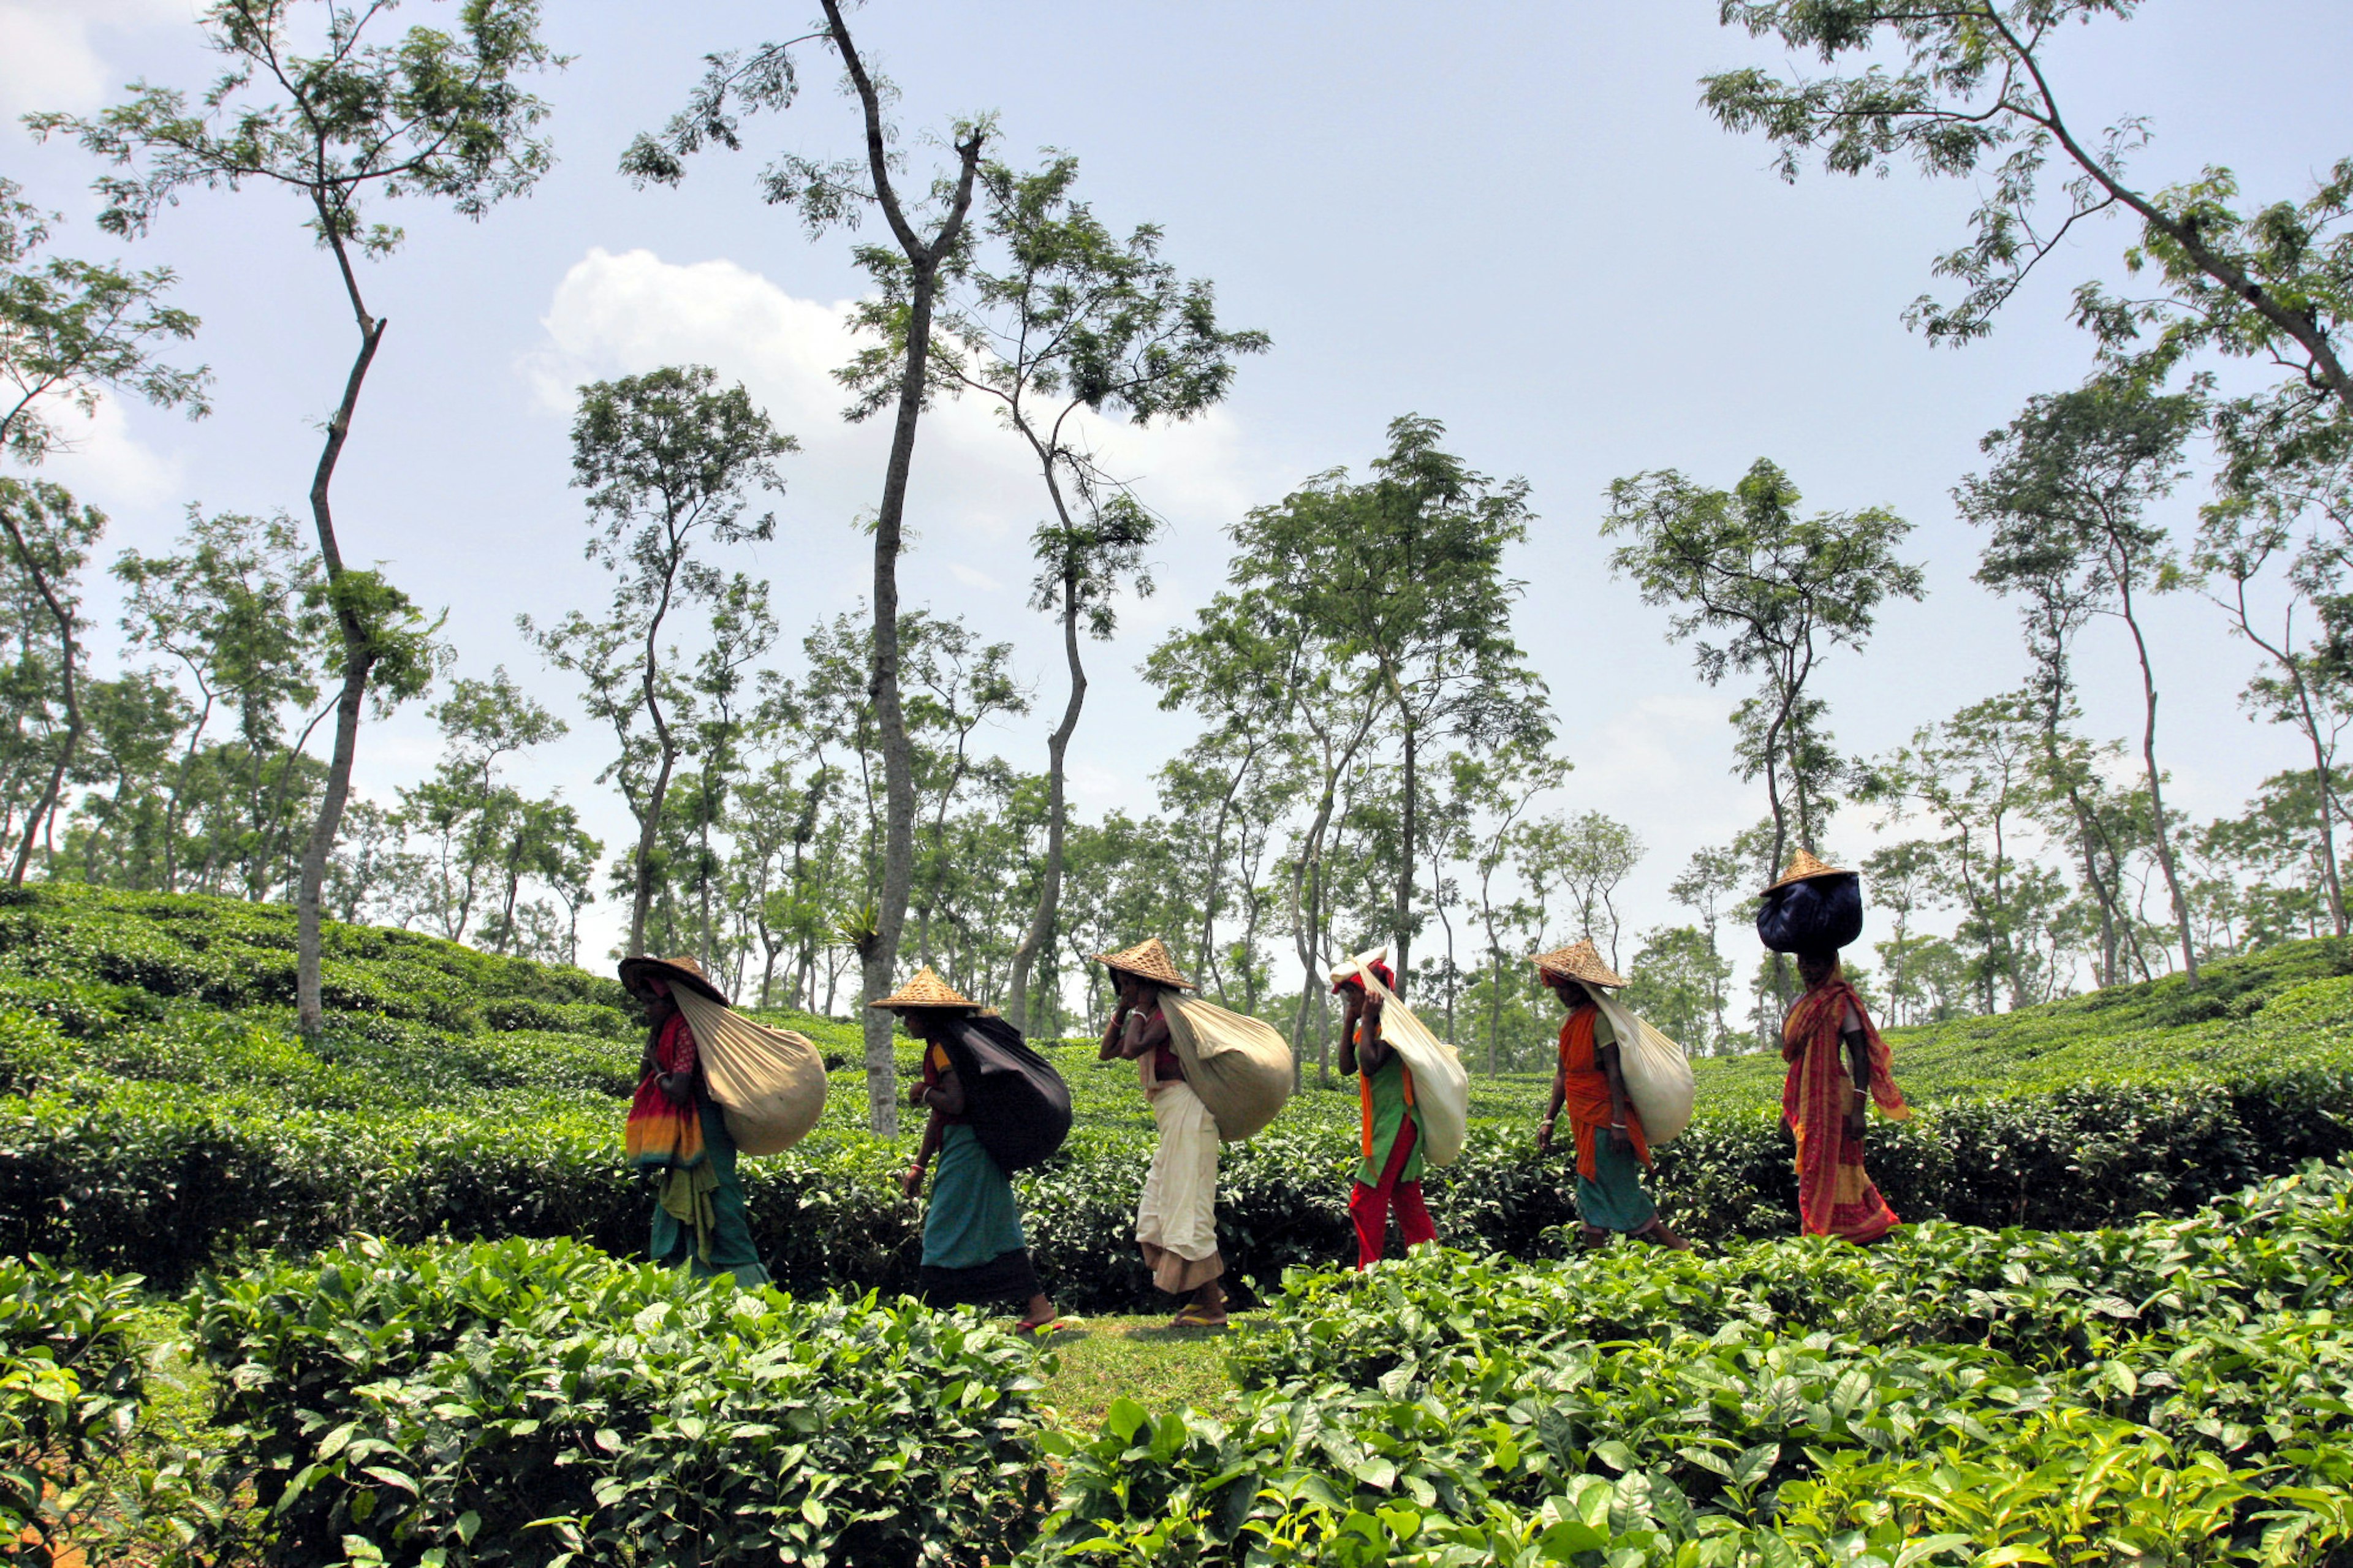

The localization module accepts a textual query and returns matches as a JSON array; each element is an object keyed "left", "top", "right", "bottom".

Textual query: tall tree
[
  {"left": 925, "top": 154, "right": 1267, "bottom": 1029},
  {"left": 1144, "top": 594, "right": 1306, "bottom": 1000},
  {"left": 0, "top": 174, "right": 207, "bottom": 469},
  {"left": 623, "top": 0, "right": 984, "bottom": 1134},
  {"left": 1705, "top": 2, "right": 2353, "bottom": 425},
  {"left": 2196, "top": 466, "right": 2353, "bottom": 939},
  {"left": 1866, "top": 693, "right": 2044, "bottom": 1011},
  {"left": 1455, "top": 740, "right": 1564, "bottom": 1073},
  {"left": 0, "top": 176, "right": 208, "bottom": 886},
  {"left": 0, "top": 481, "right": 104, "bottom": 878},
  {"left": 1244, "top": 417, "right": 1546, "bottom": 987},
  {"left": 1962, "top": 371, "right": 2203, "bottom": 979},
  {"left": 1542, "top": 810, "right": 1646, "bottom": 972},
  {"left": 1605, "top": 458, "right": 1923, "bottom": 875},
  {"left": 526, "top": 365, "right": 791, "bottom": 957},
  {"left": 396, "top": 668, "right": 563, "bottom": 944},
  {"left": 43, "top": 0, "right": 558, "bottom": 1037},
  {"left": 115, "top": 508, "right": 331, "bottom": 896}
]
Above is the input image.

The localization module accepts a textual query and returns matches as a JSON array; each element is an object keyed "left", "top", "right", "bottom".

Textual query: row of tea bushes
[
  {"left": 1033, "top": 1161, "right": 2353, "bottom": 1565},
  {"left": 11, "top": 1164, "right": 2353, "bottom": 1565},
  {"left": 6, "top": 1052, "right": 2352, "bottom": 1309},
  {"left": 197, "top": 1234, "right": 1053, "bottom": 1568}
]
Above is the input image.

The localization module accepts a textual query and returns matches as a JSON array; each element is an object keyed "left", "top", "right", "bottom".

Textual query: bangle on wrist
[{"left": 1610, "top": 1123, "right": 1627, "bottom": 1130}]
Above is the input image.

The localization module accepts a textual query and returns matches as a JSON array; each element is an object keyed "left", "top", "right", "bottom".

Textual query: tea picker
[
  {"left": 621, "top": 953, "right": 826, "bottom": 1290},
  {"left": 1533, "top": 939, "right": 1692, "bottom": 1251},
  {"left": 1757, "top": 852, "right": 1912, "bottom": 1244},
  {"left": 884, "top": 966, "right": 1068, "bottom": 1334}
]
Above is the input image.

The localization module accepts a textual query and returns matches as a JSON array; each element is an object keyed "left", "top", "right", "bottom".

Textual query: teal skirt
[
  {"left": 648, "top": 1096, "right": 771, "bottom": 1289},
  {"left": 1575, "top": 1132, "right": 1659, "bottom": 1233},
  {"left": 922, "top": 1123, "right": 1028, "bottom": 1268}
]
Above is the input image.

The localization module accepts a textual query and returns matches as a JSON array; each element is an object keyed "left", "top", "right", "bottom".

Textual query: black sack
[
  {"left": 941, "top": 1015, "right": 1072, "bottom": 1173},
  {"left": 1756, "top": 872, "right": 1865, "bottom": 955}
]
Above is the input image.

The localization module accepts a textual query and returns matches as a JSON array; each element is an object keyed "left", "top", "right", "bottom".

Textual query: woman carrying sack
[
  {"left": 621, "top": 955, "right": 770, "bottom": 1290},
  {"left": 1094, "top": 937, "right": 1226, "bottom": 1329},
  {"left": 1337, "top": 958, "right": 1438, "bottom": 1269},
  {"left": 885, "top": 968, "right": 1060, "bottom": 1334},
  {"left": 1765, "top": 852, "right": 1911, "bottom": 1244},
  {"left": 1532, "top": 941, "right": 1688, "bottom": 1252}
]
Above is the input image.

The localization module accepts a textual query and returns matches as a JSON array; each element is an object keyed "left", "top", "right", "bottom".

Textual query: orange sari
[
  {"left": 1781, "top": 977, "right": 1908, "bottom": 1243},
  {"left": 1556, "top": 1006, "right": 1648, "bottom": 1180}
]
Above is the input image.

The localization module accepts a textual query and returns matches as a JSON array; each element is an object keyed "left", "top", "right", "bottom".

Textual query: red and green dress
[
  {"left": 1349, "top": 1042, "right": 1436, "bottom": 1267},
  {"left": 627, "top": 1013, "right": 769, "bottom": 1287}
]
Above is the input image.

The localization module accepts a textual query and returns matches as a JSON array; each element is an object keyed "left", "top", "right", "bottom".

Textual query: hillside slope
[
  {"left": 1691, "top": 935, "right": 2353, "bottom": 1112},
  {"left": 2, "top": 882, "right": 2349, "bottom": 1304}
]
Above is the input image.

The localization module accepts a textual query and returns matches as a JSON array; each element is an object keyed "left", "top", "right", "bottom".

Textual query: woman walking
[
  {"left": 1770, "top": 854, "right": 1911, "bottom": 1243},
  {"left": 621, "top": 955, "right": 770, "bottom": 1289},
  {"left": 1337, "top": 958, "right": 1437, "bottom": 1268},
  {"left": 886, "top": 967, "right": 1060, "bottom": 1333},
  {"left": 1533, "top": 940, "right": 1688, "bottom": 1251},
  {"left": 1095, "top": 937, "right": 1227, "bottom": 1328}
]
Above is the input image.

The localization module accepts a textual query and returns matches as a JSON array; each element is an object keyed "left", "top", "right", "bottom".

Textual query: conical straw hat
[
  {"left": 1760, "top": 847, "right": 1854, "bottom": 897},
  {"left": 618, "top": 953, "right": 732, "bottom": 1006},
  {"left": 1530, "top": 939, "right": 1627, "bottom": 990},
  {"left": 1091, "top": 936, "right": 1195, "bottom": 991},
  {"left": 870, "top": 965, "right": 979, "bottom": 1011}
]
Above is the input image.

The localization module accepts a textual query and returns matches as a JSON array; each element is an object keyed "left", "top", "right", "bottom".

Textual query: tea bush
[
  {"left": 1033, "top": 1161, "right": 2353, "bottom": 1565},
  {"left": 0, "top": 1256, "right": 201, "bottom": 1567},
  {"left": 194, "top": 1233, "right": 1055, "bottom": 1568}
]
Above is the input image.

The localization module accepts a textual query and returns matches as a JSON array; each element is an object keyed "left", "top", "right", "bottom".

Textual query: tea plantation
[{"left": 4, "top": 882, "right": 2353, "bottom": 1562}]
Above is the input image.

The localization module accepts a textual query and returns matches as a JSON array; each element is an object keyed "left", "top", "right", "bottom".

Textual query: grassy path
[{"left": 1035, "top": 1312, "right": 1256, "bottom": 1431}]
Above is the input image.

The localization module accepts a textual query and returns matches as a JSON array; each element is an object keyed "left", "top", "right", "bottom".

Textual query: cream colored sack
[
  {"left": 1583, "top": 985, "right": 1696, "bottom": 1144},
  {"left": 1162, "top": 994, "right": 1294, "bottom": 1142},
  {"left": 672, "top": 990, "right": 828, "bottom": 1157},
  {"left": 1330, "top": 947, "right": 1469, "bottom": 1168}
]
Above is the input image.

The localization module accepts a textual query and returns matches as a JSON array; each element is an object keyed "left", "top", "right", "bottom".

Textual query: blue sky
[{"left": 5, "top": 1, "right": 2348, "bottom": 976}]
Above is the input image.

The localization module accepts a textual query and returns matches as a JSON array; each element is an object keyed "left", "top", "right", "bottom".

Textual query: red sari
[
  {"left": 1781, "top": 977, "right": 1908, "bottom": 1243},
  {"left": 626, "top": 1014, "right": 705, "bottom": 1168}
]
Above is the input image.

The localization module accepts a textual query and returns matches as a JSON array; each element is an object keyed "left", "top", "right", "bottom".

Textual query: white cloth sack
[
  {"left": 1161, "top": 994, "right": 1294, "bottom": 1142},
  {"left": 1582, "top": 983, "right": 1696, "bottom": 1145},
  {"left": 673, "top": 989, "right": 828, "bottom": 1157},
  {"left": 1330, "top": 947, "right": 1469, "bottom": 1168},
  {"left": 1135, "top": 1079, "right": 1222, "bottom": 1290}
]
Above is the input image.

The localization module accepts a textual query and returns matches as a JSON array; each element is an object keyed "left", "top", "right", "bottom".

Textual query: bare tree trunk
[
  {"left": 295, "top": 303, "right": 387, "bottom": 1041},
  {"left": 2116, "top": 577, "right": 2197, "bottom": 981},
  {"left": 821, "top": 0, "right": 985, "bottom": 1131},
  {"left": 2225, "top": 583, "right": 2347, "bottom": 937},
  {"left": 1392, "top": 718, "right": 1416, "bottom": 989},
  {"left": 1007, "top": 582, "right": 1083, "bottom": 1029}
]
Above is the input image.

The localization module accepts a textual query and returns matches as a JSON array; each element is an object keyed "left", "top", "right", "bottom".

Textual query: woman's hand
[
  {"left": 1536, "top": 1116, "right": 1555, "bottom": 1153},
  {"left": 898, "top": 1164, "right": 924, "bottom": 1199},
  {"left": 1607, "top": 1124, "right": 1633, "bottom": 1154},
  {"left": 909, "top": 1080, "right": 931, "bottom": 1109},
  {"left": 658, "top": 1072, "right": 692, "bottom": 1108}
]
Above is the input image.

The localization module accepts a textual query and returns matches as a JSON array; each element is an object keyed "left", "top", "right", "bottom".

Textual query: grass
[{"left": 1037, "top": 1313, "right": 1249, "bottom": 1433}]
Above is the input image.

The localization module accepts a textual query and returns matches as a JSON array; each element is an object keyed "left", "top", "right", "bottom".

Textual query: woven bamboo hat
[
  {"left": 1760, "top": 848, "right": 1855, "bottom": 898},
  {"left": 618, "top": 953, "right": 731, "bottom": 1006},
  {"left": 1091, "top": 936, "right": 1195, "bottom": 991},
  {"left": 870, "top": 965, "right": 979, "bottom": 1012},
  {"left": 1530, "top": 939, "right": 1627, "bottom": 990}
]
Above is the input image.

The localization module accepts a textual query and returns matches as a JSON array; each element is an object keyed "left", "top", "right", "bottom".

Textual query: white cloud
[
  {"left": 0, "top": 0, "right": 192, "bottom": 119},
  {"left": 945, "top": 561, "right": 1001, "bottom": 593},
  {"left": 524, "top": 247, "right": 1275, "bottom": 550},
  {"left": 30, "top": 391, "right": 188, "bottom": 513}
]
